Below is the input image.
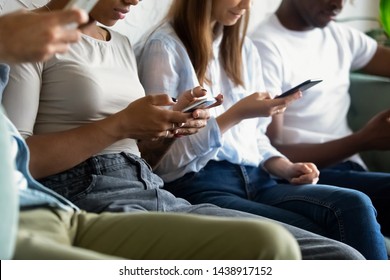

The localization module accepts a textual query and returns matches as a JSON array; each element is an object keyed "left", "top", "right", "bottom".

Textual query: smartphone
[
  {"left": 275, "top": 79, "right": 323, "bottom": 99},
  {"left": 64, "top": 0, "right": 99, "bottom": 13},
  {"left": 63, "top": 0, "right": 99, "bottom": 29},
  {"left": 182, "top": 97, "right": 218, "bottom": 113}
]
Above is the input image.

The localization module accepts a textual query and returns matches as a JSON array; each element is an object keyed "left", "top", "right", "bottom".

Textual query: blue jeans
[
  {"left": 164, "top": 160, "right": 387, "bottom": 259},
  {"left": 318, "top": 161, "right": 390, "bottom": 237},
  {"left": 38, "top": 153, "right": 365, "bottom": 260}
]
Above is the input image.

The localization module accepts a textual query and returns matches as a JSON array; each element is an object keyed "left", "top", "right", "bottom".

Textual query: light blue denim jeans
[
  {"left": 164, "top": 160, "right": 387, "bottom": 260},
  {"left": 38, "top": 153, "right": 365, "bottom": 260}
]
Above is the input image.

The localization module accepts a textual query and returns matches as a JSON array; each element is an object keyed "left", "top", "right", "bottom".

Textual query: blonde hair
[{"left": 167, "top": 0, "right": 250, "bottom": 86}]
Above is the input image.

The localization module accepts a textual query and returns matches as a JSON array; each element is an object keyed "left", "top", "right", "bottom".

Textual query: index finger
[
  {"left": 272, "top": 91, "right": 302, "bottom": 106},
  {"left": 49, "top": 9, "right": 89, "bottom": 27}
]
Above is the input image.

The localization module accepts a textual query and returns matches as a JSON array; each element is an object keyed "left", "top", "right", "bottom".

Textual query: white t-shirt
[
  {"left": 250, "top": 14, "right": 377, "bottom": 165},
  {"left": 2, "top": 29, "right": 145, "bottom": 156}
]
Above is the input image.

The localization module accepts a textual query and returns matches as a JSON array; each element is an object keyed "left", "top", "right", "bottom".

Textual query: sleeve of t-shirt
[
  {"left": 251, "top": 34, "right": 285, "bottom": 98},
  {"left": 244, "top": 38, "right": 287, "bottom": 163},
  {"left": 342, "top": 25, "right": 378, "bottom": 71},
  {"left": 1, "top": 62, "right": 43, "bottom": 139},
  {"left": 137, "top": 37, "right": 182, "bottom": 97}
]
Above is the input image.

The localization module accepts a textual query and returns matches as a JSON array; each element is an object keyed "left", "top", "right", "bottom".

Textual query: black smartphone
[
  {"left": 182, "top": 97, "right": 218, "bottom": 113},
  {"left": 275, "top": 79, "right": 323, "bottom": 99}
]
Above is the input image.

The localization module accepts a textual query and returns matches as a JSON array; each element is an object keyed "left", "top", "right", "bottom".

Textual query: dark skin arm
[
  {"left": 360, "top": 45, "right": 390, "bottom": 77},
  {"left": 27, "top": 94, "right": 192, "bottom": 179},
  {"left": 267, "top": 45, "right": 390, "bottom": 168},
  {"left": 267, "top": 105, "right": 390, "bottom": 169}
]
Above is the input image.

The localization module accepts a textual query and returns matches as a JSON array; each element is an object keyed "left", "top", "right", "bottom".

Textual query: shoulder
[
  {"left": 138, "top": 23, "right": 184, "bottom": 52},
  {"left": 107, "top": 28, "right": 133, "bottom": 47},
  {"left": 249, "top": 14, "right": 287, "bottom": 55},
  {"left": 242, "top": 36, "right": 261, "bottom": 59},
  {"left": 250, "top": 14, "right": 282, "bottom": 41},
  {"left": 326, "top": 21, "right": 372, "bottom": 41},
  {"left": 326, "top": 21, "right": 377, "bottom": 50},
  {"left": 135, "top": 22, "right": 190, "bottom": 61}
]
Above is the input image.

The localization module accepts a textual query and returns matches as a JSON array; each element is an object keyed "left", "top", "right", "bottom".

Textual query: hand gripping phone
[
  {"left": 275, "top": 79, "right": 323, "bottom": 99},
  {"left": 182, "top": 97, "right": 218, "bottom": 113},
  {"left": 64, "top": 0, "right": 99, "bottom": 12},
  {"left": 63, "top": 0, "right": 99, "bottom": 29}
]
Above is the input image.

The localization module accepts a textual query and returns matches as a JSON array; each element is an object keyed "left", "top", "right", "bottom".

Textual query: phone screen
[
  {"left": 275, "top": 79, "right": 323, "bottom": 99},
  {"left": 182, "top": 98, "right": 217, "bottom": 113}
]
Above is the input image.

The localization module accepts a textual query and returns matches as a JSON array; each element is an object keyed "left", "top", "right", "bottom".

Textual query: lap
[{"left": 14, "top": 208, "right": 301, "bottom": 260}]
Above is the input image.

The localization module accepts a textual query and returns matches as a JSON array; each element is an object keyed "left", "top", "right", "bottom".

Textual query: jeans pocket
[{"left": 39, "top": 172, "right": 97, "bottom": 202}]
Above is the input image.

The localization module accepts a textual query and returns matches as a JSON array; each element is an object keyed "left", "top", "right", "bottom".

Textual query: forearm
[
  {"left": 263, "top": 157, "right": 292, "bottom": 179},
  {"left": 216, "top": 106, "right": 242, "bottom": 134},
  {"left": 274, "top": 133, "right": 364, "bottom": 169},
  {"left": 138, "top": 138, "right": 175, "bottom": 169},
  {"left": 27, "top": 115, "right": 124, "bottom": 179}
]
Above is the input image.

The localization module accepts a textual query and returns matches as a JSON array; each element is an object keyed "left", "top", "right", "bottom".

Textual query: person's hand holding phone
[
  {"left": 63, "top": 0, "right": 100, "bottom": 29},
  {"left": 275, "top": 79, "right": 322, "bottom": 99},
  {"left": 230, "top": 90, "right": 302, "bottom": 121},
  {"left": 171, "top": 87, "right": 223, "bottom": 137},
  {"left": 216, "top": 90, "right": 301, "bottom": 134}
]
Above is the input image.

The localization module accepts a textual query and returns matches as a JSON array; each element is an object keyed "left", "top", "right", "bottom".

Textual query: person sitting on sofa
[
  {"left": 0, "top": 3, "right": 301, "bottom": 261},
  {"left": 0, "top": 0, "right": 366, "bottom": 260},
  {"left": 0, "top": 4, "right": 87, "bottom": 260},
  {"left": 135, "top": 0, "right": 387, "bottom": 259},
  {"left": 250, "top": 0, "right": 390, "bottom": 240},
  {"left": 1, "top": 101, "right": 302, "bottom": 260}
]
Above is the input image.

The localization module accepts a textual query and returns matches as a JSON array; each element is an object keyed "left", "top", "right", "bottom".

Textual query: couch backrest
[{"left": 348, "top": 73, "right": 390, "bottom": 172}]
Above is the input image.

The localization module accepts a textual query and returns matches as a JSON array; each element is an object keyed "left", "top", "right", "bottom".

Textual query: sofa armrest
[{"left": 348, "top": 73, "right": 390, "bottom": 172}]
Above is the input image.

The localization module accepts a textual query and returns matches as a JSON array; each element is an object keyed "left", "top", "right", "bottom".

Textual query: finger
[
  {"left": 174, "top": 127, "right": 200, "bottom": 136},
  {"left": 167, "top": 110, "right": 192, "bottom": 125},
  {"left": 183, "top": 119, "right": 207, "bottom": 129},
  {"left": 192, "top": 86, "right": 208, "bottom": 98},
  {"left": 158, "top": 129, "right": 175, "bottom": 139},
  {"left": 148, "top": 94, "right": 177, "bottom": 107},
  {"left": 47, "top": 43, "right": 71, "bottom": 55},
  {"left": 56, "top": 28, "right": 82, "bottom": 44},
  {"left": 207, "top": 93, "right": 223, "bottom": 109},
  {"left": 272, "top": 106, "right": 287, "bottom": 115},
  {"left": 273, "top": 90, "right": 302, "bottom": 104},
  {"left": 51, "top": 9, "right": 89, "bottom": 27},
  {"left": 291, "top": 173, "right": 316, "bottom": 185},
  {"left": 191, "top": 108, "right": 210, "bottom": 120},
  {"left": 183, "top": 86, "right": 207, "bottom": 101}
]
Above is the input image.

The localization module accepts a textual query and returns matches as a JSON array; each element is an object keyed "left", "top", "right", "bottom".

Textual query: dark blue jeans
[
  {"left": 37, "top": 153, "right": 366, "bottom": 260},
  {"left": 318, "top": 161, "right": 390, "bottom": 237},
  {"left": 164, "top": 160, "right": 387, "bottom": 259}
]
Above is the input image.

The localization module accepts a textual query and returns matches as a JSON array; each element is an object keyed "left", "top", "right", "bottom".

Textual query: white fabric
[
  {"left": 136, "top": 23, "right": 284, "bottom": 183},
  {"left": 2, "top": 30, "right": 144, "bottom": 156},
  {"left": 250, "top": 15, "right": 377, "bottom": 165}
]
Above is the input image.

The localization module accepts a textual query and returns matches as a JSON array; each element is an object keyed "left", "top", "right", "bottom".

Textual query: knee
[
  {"left": 334, "top": 189, "right": 374, "bottom": 212},
  {"left": 234, "top": 220, "right": 301, "bottom": 260}
]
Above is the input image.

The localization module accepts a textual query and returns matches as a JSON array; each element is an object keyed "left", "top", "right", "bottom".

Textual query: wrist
[{"left": 349, "top": 131, "right": 368, "bottom": 152}]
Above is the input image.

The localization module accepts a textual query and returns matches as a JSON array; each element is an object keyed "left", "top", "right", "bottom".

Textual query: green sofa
[
  {"left": 348, "top": 73, "right": 390, "bottom": 252},
  {"left": 348, "top": 73, "right": 390, "bottom": 173}
]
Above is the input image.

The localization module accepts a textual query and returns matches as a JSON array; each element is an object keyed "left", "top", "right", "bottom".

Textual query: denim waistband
[{"left": 82, "top": 152, "right": 152, "bottom": 175}]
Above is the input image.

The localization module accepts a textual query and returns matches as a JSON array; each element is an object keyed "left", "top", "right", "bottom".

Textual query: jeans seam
[
  {"left": 270, "top": 195, "right": 346, "bottom": 242},
  {"left": 238, "top": 165, "right": 252, "bottom": 200}
]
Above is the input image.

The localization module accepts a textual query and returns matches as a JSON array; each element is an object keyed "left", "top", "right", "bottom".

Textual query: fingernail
[
  {"left": 201, "top": 88, "right": 207, "bottom": 92},
  {"left": 171, "top": 97, "right": 177, "bottom": 102}
]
